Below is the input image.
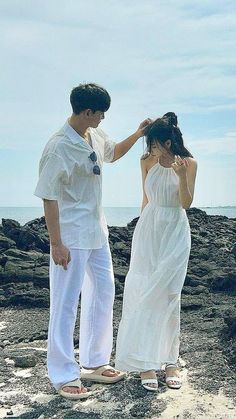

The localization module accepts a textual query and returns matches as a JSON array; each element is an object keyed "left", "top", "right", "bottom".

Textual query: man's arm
[
  {"left": 43, "top": 199, "right": 71, "bottom": 270},
  {"left": 110, "top": 118, "right": 152, "bottom": 163}
]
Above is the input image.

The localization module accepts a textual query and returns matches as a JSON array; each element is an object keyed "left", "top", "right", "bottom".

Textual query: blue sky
[{"left": 0, "top": 0, "right": 236, "bottom": 207}]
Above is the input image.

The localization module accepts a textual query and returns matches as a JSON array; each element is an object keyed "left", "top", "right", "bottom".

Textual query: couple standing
[{"left": 34, "top": 83, "right": 197, "bottom": 399}]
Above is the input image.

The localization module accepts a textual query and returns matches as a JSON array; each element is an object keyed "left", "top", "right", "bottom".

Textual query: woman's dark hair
[
  {"left": 70, "top": 83, "right": 111, "bottom": 114},
  {"left": 141, "top": 112, "right": 193, "bottom": 159}
]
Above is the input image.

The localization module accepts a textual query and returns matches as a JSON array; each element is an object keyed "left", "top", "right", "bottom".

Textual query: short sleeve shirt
[{"left": 34, "top": 121, "right": 116, "bottom": 249}]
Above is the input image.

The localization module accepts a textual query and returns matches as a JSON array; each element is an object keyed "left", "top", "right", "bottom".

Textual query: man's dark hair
[{"left": 70, "top": 83, "right": 111, "bottom": 114}]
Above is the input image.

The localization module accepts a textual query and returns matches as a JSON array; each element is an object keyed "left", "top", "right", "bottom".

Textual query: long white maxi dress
[{"left": 115, "top": 160, "right": 191, "bottom": 372}]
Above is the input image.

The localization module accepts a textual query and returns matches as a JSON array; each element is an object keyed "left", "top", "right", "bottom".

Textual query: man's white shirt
[{"left": 34, "top": 121, "right": 116, "bottom": 249}]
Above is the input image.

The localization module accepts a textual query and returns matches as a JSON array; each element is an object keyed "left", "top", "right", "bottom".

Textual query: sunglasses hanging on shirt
[{"left": 89, "top": 151, "right": 101, "bottom": 175}]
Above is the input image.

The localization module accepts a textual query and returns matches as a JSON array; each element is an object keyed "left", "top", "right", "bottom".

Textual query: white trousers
[{"left": 47, "top": 240, "right": 115, "bottom": 389}]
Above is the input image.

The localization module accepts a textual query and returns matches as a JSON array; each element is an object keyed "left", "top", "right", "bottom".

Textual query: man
[{"left": 34, "top": 83, "right": 151, "bottom": 399}]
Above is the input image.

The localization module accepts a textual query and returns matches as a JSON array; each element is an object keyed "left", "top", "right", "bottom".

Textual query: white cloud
[{"left": 188, "top": 131, "right": 236, "bottom": 155}]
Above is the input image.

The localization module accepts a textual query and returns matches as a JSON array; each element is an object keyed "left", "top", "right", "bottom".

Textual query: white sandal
[
  {"left": 141, "top": 378, "right": 159, "bottom": 392},
  {"left": 165, "top": 363, "right": 182, "bottom": 389},
  {"left": 81, "top": 365, "right": 126, "bottom": 383},
  {"left": 58, "top": 379, "right": 92, "bottom": 400}
]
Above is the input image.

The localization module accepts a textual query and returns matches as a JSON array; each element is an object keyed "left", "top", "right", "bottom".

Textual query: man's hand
[
  {"left": 137, "top": 118, "right": 153, "bottom": 135},
  {"left": 111, "top": 118, "right": 153, "bottom": 162},
  {"left": 51, "top": 243, "right": 71, "bottom": 270}
]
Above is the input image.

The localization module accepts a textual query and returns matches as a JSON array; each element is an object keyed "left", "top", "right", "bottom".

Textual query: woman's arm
[
  {"left": 172, "top": 156, "right": 197, "bottom": 209},
  {"left": 140, "top": 158, "right": 149, "bottom": 212},
  {"left": 43, "top": 199, "right": 71, "bottom": 270}
]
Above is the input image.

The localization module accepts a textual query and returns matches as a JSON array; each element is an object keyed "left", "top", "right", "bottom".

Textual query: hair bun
[{"left": 162, "top": 112, "right": 178, "bottom": 127}]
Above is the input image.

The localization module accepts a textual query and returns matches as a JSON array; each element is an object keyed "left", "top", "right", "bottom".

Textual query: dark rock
[
  {"left": 127, "top": 217, "right": 139, "bottom": 228},
  {"left": 115, "top": 279, "right": 124, "bottom": 296},
  {"left": 232, "top": 242, "right": 236, "bottom": 259},
  {"left": 181, "top": 295, "right": 203, "bottom": 311},
  {"left": 114, "top": 266, "right": 128, "bottom": 282},
  {"left": 12, "top": 354, "right": 38, "bottom": 368},
  {"left": 0, "top": 255, "right": 8, "bottom": 268},
  {"left": 182, "top": 285, "right": 209, "bottom": 295},
  {"left": 2, "top": 218, "right": 20, "bottom": 236},
  {"left": 210, "top": 271, "right": 236, "bottom": 292},
  {"left": 0, "top": 208, "right": 236, "bottom": 384},
  {"left": 224, "top": 314, "right": 236, "bottom": 337},
  {"left": 17, "top": 227, "right": 49, "bottom": 253},
  {"left": 0, "top": 235, "right": 16, "bottom": 250},
  {"left": 0, "top": 282, "right": 50, "bottom": 308},
  {"left": 184, "top": 275, "right": 205, "bottom": 287}
]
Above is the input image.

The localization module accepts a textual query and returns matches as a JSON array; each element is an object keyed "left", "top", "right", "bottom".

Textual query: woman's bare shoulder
[
  {"left": 140, "top": 154, "right": 156, "bottom": 174},
  {"left": 185, "top": 156, "right": 197, "bottom": 167}
]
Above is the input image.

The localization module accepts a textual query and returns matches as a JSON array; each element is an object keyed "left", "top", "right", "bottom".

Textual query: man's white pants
[{"left": 47, "top": 240, "right": 115, "bottom": 390}]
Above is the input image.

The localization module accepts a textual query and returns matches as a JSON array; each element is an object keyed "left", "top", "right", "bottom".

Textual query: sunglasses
[{"left": 88, "top": 151, "right": 101, "bottom": 175}]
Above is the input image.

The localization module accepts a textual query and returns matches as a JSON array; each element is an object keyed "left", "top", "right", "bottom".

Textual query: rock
[
  {"left": 0, "top": 283, "right": 50, "bottom": 308},
  {"left": 182, "top": 285, "right": 209, "bottom": 295},
  {"left": 224, "top": 315, "right": 236, "bottom": 337},
  {"left": 115, "top": 279, "right": 124, "bottom": 295},
  {"left": 16, "top": 227, "right": 49, "bottom": 252},
  {"left": 210, "top": 271, "right": 236, "bottom": 292},
  {"left": 8, "top": 288, "right": 50, "bottom": 308},
  {"left": 232, "top": 243, "right": 236, "bottom": 259},
  {"left": 114, "top": 266, "right": 128, "bottom": 282},
  {"left": 0, "top": 235, "right": 16, "bottom": 250},
  {"left": 12, "top": 354, "right": 38, "bottom": 368},
  {"left": 2, "top": 219, "right": 20, "bottom": 229},
  {"left": 2, "top": 218, "right": 49, "bottom": 253},
  {"left": 184, "top": 275, "right": 205, "bottom": 287},
  {"left": 181, "top": 295, "right": 203, "bottom": 311},
  {"left": 127, "top": 217, "right": 139, "bottom": 228},
  {"left": 0, "top": 256, "right": 8, "bottom": 267}
]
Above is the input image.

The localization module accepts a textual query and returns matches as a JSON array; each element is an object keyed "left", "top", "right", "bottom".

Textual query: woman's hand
[{"left": 171, "top": 155, "right": 189, "bottom": 177}]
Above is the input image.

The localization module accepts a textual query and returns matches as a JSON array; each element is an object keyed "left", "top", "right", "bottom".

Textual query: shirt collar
[{"left": 63, "top": 120, "right": 90, "bottom": 145}]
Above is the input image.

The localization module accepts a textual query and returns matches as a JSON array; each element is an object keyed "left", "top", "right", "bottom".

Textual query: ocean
[{"left": 0, "top": 206, "right": 235, "bottom": 227}]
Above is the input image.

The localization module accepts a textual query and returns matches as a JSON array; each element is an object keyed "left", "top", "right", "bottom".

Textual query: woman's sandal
[
  {"left": 165, "top": 363, "right": 182, "bottom": 389},
  {"left": 141, "top": 378, "right": 159, "bottom": 392},
  {"left": 81, "top": 365, "right": 126, "bottom": 384},
  {"left": 58, "top": 378, "right": 92, "bottom": 400}
]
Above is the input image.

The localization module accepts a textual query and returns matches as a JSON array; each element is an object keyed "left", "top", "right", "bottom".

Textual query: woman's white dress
[{"left": 115, "top": 160, "right": 191, "bottom": 372}]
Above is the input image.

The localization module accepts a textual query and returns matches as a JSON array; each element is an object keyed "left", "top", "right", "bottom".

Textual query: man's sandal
[
  {"left": 141, "top": 378, "right": 159, "bottom": 392},
  {"left": 81, "top": 365, "right": 126, "bottom": 384},
  {"left": 58, "top": 379, "right": 92, "bottom": 400},
  {"left": 165, "top": 363, "right": 182, "bottom": 389}
]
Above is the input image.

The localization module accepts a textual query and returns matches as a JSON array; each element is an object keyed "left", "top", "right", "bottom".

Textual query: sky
[{"left": 0, "top": 0, "right": 236, "bottom": 208}]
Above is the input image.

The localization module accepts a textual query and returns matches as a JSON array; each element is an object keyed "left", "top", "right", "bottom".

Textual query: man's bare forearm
[
  {"left": 112, "top": 130, "right": 142, "bottom": 162},
  {"left": 43, "top": 199, "right": 62, "bottom": 245}
]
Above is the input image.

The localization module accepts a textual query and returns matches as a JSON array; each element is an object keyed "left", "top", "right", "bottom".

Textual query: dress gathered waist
[{"left": 147, "top": 202, "right": 184, "bottom": 210}]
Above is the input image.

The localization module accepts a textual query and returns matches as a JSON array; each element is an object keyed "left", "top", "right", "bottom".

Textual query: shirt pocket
[{"left": 74, "top": 155, "right": 95, "bottom": 177}]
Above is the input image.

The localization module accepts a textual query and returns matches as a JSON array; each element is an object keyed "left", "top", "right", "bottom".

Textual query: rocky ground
[{"left": 0, "top": 208, "right": 235, "bottom": 418}]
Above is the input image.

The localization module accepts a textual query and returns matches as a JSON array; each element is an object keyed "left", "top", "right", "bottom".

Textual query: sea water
[{"left": 0, "top": 206, "right": 235, "bottom": 227}]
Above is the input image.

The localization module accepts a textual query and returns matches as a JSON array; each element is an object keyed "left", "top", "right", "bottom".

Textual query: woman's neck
[{"left": 159, "top": 153, "right": 175, "bottom": 164}]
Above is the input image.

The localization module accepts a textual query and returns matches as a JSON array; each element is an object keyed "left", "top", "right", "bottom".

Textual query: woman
[{"left": 115, "top": 112, "right": 197, "bottom": 391}]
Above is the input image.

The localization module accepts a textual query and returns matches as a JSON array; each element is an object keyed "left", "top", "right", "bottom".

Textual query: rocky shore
[{"left": 0, "top": 208, "right": 236, "bottom": 418}]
